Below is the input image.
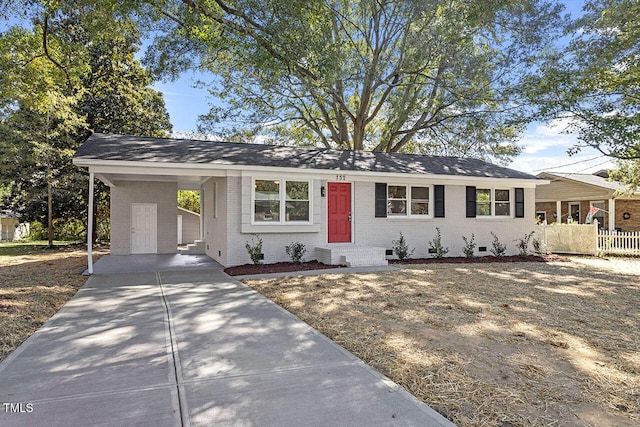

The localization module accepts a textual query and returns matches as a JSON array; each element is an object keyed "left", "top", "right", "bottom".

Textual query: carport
[{"left": 76, "top": 161, "right": 218, "bottom": 274}]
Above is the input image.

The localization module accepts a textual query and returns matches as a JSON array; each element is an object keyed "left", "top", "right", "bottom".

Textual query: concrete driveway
[{"left": 0, "top": 257, "right": 453, "bottom": 426}]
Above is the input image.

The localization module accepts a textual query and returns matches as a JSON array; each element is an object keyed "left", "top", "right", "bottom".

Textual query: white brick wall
[
  {"left": 227, "top": 176, "right": 324, "bottom": 265},
  {"left": 353, "top": 182, "right": 536, "bottom": 258},
  {"left": 201, "top": 176, "right": 537, "bottom": 266},
  {"left": 203, "top": 178, "right": 229, "bottom": 265},
  {"left": 110, "top": 181, "right": 178, "bottom": 255}
]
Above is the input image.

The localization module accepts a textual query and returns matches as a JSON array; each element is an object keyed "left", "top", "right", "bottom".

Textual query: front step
[
  {"left": 179, "top": 239, "right": 206, "bottom": 255},
  {"left": 316, "top": 245, "right": 388, "bottom": 267}
]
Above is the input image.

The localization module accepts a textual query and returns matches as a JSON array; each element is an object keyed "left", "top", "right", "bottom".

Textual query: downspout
[{"left": 87, "top": 171, "right": 95, "bottom": 275}]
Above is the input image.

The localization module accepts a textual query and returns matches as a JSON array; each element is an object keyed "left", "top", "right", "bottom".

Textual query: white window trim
[
  {"left": 590, "top": 200, "right": 606, "bottom": 223},
  {"left": 251, "top": 177, "right": 313, "bottom": 225},
  {"left": 387, "top": 184, "right": 433, "bottom": 218},
  {"left": 568, "top": 201, "right": 580, "bottom": 223},
  {"left": 476, "top": 188, "right": 514, "bottom": 218}
]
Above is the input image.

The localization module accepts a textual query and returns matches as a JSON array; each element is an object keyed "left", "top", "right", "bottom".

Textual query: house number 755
[{"left": 335, "top": 174, "right": 346, "bottom": 181}]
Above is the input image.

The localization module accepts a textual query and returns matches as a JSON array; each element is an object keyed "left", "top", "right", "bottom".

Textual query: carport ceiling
[{"left": 96, "top": 173, "right": 207, "bottom": 190}]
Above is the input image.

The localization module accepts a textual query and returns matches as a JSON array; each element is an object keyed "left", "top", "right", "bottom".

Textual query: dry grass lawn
[
  {"left": 245, "top": 257, "right": 640, "bottom": 426},
  {"left": 0, "top": 243, "right": 107, "bottom": 362}
]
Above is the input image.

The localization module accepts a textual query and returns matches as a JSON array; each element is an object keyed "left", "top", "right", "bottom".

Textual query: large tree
[
  {"left": 527, "top": 0, "right": 639, "bottom": 159},
  {"left": 0, "top": 23, "right": 88, "bottom": 245},
  {"left": 0, "top": 2, "right": 172, "bottom": 243},
  {"left": 138, "top": 0, "right": 564, "bottom": 163},
  {"left": 525, "top": 0, "right": 639, "bottom": 188}
]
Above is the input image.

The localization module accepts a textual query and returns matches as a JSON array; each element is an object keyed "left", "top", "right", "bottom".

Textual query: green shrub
[
  {"left": 28, "top": 221, "right": 48, "bottom": 241},
  {"left": 462, "top": 233, "right": 476, "bottom": 258},
  {"left": 428, "top": 227, "right": 449, "bottom": 259},
  {"left": 532, "top": 237, "right": 546, "bottom": 255},
  {"left": 245, "top": 235, "right": 263, "bottom": 265},
  {"left": 285, "top": 242, "right": 307, "bottom": 264},
  {"left": 490, "top": 232, "right": 507, "bottom": 259},
  {"left": 515, "top": 231, "right": 535, "bottom": 257},
  {"left": 392, "top": 232, "right": 414, "bottom": 260},
  {"left": 55, "top": 218, "right": 86, "bottom": 241},
  {"left": 96, "top": 217, "right": 110, "bottom": 242},
  {"left": 28, "top": 219, "right": 87, "bottom": 241}
]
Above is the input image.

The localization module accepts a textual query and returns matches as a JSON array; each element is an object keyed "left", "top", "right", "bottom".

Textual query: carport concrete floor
[{"left": 0, "top": 260, "right": 454, "bottom": 426}]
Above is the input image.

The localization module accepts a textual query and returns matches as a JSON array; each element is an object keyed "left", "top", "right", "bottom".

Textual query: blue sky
[{"left": 153, "top": 1, "right": 615, "bottom": 175}]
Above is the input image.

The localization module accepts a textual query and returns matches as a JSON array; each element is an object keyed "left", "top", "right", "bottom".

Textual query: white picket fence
[
  {"left": 598, "top": 230, "right": 640, "bottom": 256},
  {"left": 535, "top": 222, "right": 640, "bottom": 256}
]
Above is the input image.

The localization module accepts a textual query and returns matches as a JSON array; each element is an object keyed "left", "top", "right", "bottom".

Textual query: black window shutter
[
  {"left": 375, "top": 183, "right": 387, "bottom": 218},
  {"left": 434, "top": 185, "right": 445, "bottom": 218},
  {"left": 515, "top": 188, "right": 525, "bottom": 218},
  {"left": 466, "top": 186, "right": 476, "bottom": 218}
]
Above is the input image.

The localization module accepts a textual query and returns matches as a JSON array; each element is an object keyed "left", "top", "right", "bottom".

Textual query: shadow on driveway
[{"left": 0, "top": 264, "right": 454, "bottom": 427}]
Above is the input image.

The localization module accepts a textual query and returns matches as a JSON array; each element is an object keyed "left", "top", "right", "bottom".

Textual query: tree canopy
[
  {"left": 526, "top": 0, "right": 639, "bottom": 160},
  {"left": 0, "top": 2, "right": 172, "bottom": 241},
  {"left": 135, "top": 0, "right": 564, "bottom": 163}
]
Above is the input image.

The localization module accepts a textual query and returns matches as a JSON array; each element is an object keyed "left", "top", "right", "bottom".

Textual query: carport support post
[
  {"left": 87, "top": 171, "right": 95, "bottom": 275},
  {"left": 199, "top": 190, "right": 204, "bottom": 239}
]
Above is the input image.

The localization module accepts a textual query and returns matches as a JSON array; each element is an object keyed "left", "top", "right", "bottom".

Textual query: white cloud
[
  {"left": 510, "top": 117, "right": 618, "bottom": 175},
  {"left": 520, "top": 118, "right": 578, "bottom": 154}
]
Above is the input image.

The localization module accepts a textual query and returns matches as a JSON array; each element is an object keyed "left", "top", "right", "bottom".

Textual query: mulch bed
[
  {"left": 225, "top": 255, "right": 569, "bottom": 275},
  {"left": 224, "top": 260, "right": 343, "bottom": 276},
  {"left": 391, "top": 254, "right": 570, "bottom": 264}
]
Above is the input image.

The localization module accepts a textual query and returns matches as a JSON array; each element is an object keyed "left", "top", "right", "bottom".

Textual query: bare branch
[{"left": 41, "top": 12, "right": 72, "bottom": 88}]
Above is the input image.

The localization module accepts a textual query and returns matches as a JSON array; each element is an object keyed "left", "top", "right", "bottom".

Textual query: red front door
[{"left": 328, "top": 182, "right": 351, "bottom": 243}]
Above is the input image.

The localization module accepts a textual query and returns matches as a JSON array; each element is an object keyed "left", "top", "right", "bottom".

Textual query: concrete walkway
[
  {"left": 86, "top": 253, "right": 224, "bottom": 275},
  {"left": 0, "top": 261, "right": 454, "bottom": 426}
]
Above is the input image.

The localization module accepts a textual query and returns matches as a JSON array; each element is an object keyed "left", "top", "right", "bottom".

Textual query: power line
[
  {"left": 573, "top": 159, "right": 614, "bottom": 174},
  {"left": 530, "top": 155, "right": 605, "bottom": 173}
]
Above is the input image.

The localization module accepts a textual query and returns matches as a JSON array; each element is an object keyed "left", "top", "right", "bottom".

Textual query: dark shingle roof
[{"left": 74, "top": 133, "right": 538, "bottom": 180}]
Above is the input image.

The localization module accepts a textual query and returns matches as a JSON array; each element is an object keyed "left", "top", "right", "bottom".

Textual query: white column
[
  {"left": 556, "top": 200, "right": 562, "bottom": 224},
  {"left": 199, "top": 190, "right": 204, "bottom": 240},
  {"left": 609, "top": 198, "right": 616, "bottom": 231},
  {"left": 87, "top": 171, "right": 95, "bottom": 275}
]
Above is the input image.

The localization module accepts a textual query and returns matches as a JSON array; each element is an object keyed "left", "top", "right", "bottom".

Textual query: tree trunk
[
  {"left": 91, "top": 183, "right": 98, "bottom": 245},
  {"left": 92, "top": 207, "right": 98, "bottom": 244},
  {"left": 47, "top": 172, "right": 53, "bottom": 247}
]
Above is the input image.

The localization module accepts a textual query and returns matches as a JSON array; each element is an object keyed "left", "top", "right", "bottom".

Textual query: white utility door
[{"left": 131, "top": 203, "right": 157, "bottom": 254}]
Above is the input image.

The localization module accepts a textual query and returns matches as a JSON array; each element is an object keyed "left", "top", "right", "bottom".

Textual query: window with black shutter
[
  {"left": 466, "top": 186, "right": 476, "bottom": 218},
  {"left": 434, "top": 185, "right": 445, "bottom": 218},
  {"left": 375, "top": 183, "right": 387, "bottom": 218},
  {"left": 515, "top": 188, "right": 525, "bottom": 218}
]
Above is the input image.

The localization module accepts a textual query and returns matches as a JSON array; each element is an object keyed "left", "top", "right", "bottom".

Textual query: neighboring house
[
  {"left": 0, "top": 210, "right": 19, "bottom": 241},
  {"left": 73, "top": 133, "right": 548, "bottom": 268},
  {"left": 0, "top": 210, "right": 29, "bottom": 241},
  {"left": 177, "top": 206, "right": 200, "bottom": 245},
  {"left": 535, "top": 171, "right": 640, "bottom": 232}
]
